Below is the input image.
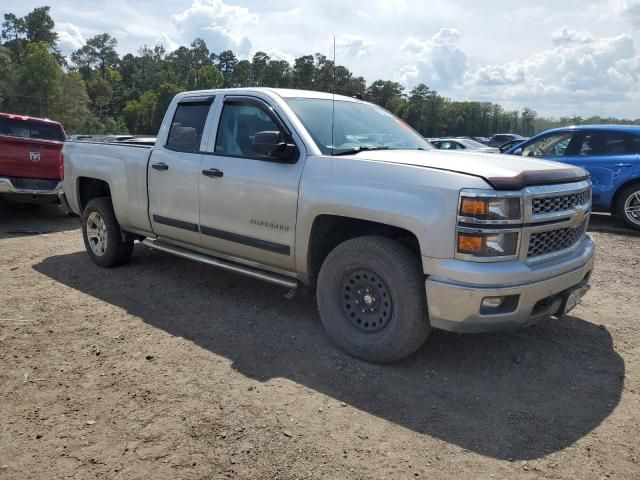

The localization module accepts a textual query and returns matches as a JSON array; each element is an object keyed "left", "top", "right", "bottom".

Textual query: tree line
[{"left": 1, "top": 6, "right": 638, "bottom": 137}]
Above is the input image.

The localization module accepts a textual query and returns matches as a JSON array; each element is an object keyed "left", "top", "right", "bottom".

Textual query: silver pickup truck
[{"left": 62, "top": 88, "right": 595, "bottom": 363}]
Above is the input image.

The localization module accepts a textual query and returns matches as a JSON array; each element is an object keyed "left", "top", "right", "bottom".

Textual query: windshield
[
  {"left": 286, "top": 98, "right": 433, "bottom": 155},
  {"left": 460, "top": 139, "right": 489, "bottom": 148}
]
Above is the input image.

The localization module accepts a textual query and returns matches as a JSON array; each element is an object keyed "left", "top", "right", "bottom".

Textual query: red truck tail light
[{"left": 58, "top": 151, "right": 64, "bottom": 180}]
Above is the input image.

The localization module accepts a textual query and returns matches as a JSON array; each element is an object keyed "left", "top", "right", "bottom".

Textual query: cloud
[
  {"left": 400, "top": 28, "right": 467, "bottom": 87},
  {"left": 468, "top": 32, "right": 640, "bottom": 116},
  {"left": 56, "top": 22, "right": 85, "bottom": 51},
  {"left": 624, "top": 0, "right": 640, "bottom": 25},
  {"left": 335, "top": 35, "right": 373, "bottom": 59},
  {"left": 171, "top": 0, "right": 257, "bottom": 55},
  {"left": 551, "top": 26, "right": 594, "bottom": 46}
]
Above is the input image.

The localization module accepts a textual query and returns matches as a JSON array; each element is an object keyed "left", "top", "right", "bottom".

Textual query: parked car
[
  {"left": 430, "top": 138, "right": 500, "bottom": 153},
  {"left": 0, "top": 112, "right": 66, "bottom": 205},
  {"left": 487, "top": 133, "right": 525, "bottom": 148},
  {"left": 499, "top": 138, "right": 528, "bottom": 153},
  {"left": 62, "top": 88, "right": 594, "bottom": 363},
  {"left": 505, "top": 125, "right": 640, "bottom": 229},
  {"left": 103, "top": 135, "right": 135, "bottom": 142}
]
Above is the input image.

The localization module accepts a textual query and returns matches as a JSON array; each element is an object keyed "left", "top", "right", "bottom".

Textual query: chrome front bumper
[
  {"left": 425, "top": 235, "right": 595, "bottom": 333},
  {"left": 0, "top": 177, "right": 63, "bottom": 195}
]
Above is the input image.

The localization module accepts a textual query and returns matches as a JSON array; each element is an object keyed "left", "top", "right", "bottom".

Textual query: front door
[
  {"left": 198, "top": 95, "right": 304, "bottom": 272},
  {"left": 148, "top": 98, "right": 213, "bottom": 246}
]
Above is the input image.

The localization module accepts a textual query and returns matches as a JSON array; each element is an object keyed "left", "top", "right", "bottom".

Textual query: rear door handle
[
  {"left": 202, "top": 168, "right": 223, "bottom": 178},
  {"left": 151, "top": 162, "right": 169, "bottom": 171}
]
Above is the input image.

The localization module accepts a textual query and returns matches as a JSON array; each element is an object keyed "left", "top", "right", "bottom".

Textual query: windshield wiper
[{"left": 332, "top": 146, "right": 390, "bottom": 156}]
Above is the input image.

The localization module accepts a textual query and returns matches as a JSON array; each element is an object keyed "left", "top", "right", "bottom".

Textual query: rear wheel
[
  {"left": 82, "top": 197, "right": 134, "bottom": 267},
  {"left": 615, "top": 184, "right": 640, "bottom": 231},
  {"left": 316, "top": 236, "right": 430, "bottom": 363}
]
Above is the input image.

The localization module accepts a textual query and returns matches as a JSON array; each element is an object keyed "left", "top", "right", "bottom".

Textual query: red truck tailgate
[{"left": 0, "top": 135, "right": 63, "bottom": 180}]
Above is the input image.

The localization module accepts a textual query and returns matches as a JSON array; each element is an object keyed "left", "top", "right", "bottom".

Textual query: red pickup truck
[{"left": 0, "top": 112, "right": 66, "bottom": 205}]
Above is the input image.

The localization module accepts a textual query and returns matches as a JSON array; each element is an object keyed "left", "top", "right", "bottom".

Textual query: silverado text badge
[{"left": 29, "top": 152, "right": 41, "bottom": 162}]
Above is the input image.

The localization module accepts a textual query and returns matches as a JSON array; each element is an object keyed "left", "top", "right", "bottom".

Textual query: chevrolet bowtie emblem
[{"left": 571, "top": 210, "right": 586, "bottom": 227}]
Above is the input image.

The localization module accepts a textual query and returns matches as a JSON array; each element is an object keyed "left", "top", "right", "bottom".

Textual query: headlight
[
  {"left": 459, "top": 196, "right": 521, "bottom": 222},
  {"left": 457, "top": 231, "right": 519, "bottom": 257}
]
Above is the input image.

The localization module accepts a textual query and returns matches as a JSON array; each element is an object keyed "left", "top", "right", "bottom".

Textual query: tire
[
  {"left": 316, "top": 236, "right": 430, "bottom": 363},
  {"left": 82, "top": 197, "right": 134, "bottom": 267},
  {"left": 615, "top": 184, "right": 640, "bottom": 231}
]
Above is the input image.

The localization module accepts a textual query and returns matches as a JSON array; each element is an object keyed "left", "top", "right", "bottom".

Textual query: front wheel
[
  {"left": 316, "top": 236, "right": 430, "bottom": 363},
  {"left": 82, "top": 197, "right": 134, "bottom": 267},
  {"left": 615, "top": 184, "right": 640, "bottom": 231}
]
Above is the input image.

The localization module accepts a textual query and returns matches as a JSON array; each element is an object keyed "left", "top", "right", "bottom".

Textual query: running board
[{"left": 142, "top": 239, "right": 298, "bottom": 289}]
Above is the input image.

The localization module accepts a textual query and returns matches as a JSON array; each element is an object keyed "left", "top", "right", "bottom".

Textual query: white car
[{"left": 431, "top": 138, "right": 500, "bottom": 153}]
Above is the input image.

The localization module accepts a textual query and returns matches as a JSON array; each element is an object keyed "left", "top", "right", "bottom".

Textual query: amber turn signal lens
[
  {"left": 460, "top": 198, "right": 487, "bottom": 216},
  {"left": 457, "top": 233, "right": 485, "bottom": 253}
]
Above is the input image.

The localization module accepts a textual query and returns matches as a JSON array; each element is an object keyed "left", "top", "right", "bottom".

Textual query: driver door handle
[
  {"left": 202, "top": 168, "right": 224, "bottom": 178},
  {"left": 151, "top": 162, "right": 169, "bottom": 171}
]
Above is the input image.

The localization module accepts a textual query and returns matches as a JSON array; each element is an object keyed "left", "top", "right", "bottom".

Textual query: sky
[{"left": 3, "top": 0, "right": 640, "bottom": 118}]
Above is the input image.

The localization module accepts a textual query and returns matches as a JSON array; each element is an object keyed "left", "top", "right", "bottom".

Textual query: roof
[
  {"left": 177, "top": 87, "right": 364, "bottom": 103},
  {"left": 0, "top": 112, "right": 62, "bottom": 125},
  {"left": 543, "top": 124, "right": 640, "bottom": 134}
]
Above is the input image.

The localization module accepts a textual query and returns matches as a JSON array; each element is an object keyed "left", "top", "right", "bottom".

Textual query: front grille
[
  {"left": 528, "top": 222, "right": 586, "bottom": 258},
  {"left": 532, "top": 190, "right": 591, "bottom": 215}
]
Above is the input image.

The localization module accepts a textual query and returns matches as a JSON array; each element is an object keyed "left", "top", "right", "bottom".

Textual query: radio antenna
[{"left": 331, "top": 35, "right": 336, "bottom": 156}]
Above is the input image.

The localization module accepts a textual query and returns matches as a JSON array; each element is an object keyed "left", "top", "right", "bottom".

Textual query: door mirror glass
[{"left": 252, "top": 131, "right": 286, "bottom": 155}]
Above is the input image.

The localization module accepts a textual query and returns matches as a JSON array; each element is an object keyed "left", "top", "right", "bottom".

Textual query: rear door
[
  {"left": 148, "top": 96, "right": 214, "bottom": 247},
  {"left": 560, "top": 131, "right": 639, "bottom": 209},
  {"left": 0, "top": 117, "right": 64, "bottom": 180}
]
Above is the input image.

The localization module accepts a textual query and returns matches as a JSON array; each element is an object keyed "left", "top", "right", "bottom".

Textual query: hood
[{"left": 351, "top": 149, "right": 588, "bottom": 190}]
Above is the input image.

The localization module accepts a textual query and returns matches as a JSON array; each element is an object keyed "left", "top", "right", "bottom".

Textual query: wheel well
[
  {"left": 307, "top": 215, "right": 421, "bottom": 287},
  {"left": 611, "top": 177, "right": 640, "bottom": 211},
  {"left": 77, "top": 177, "right": 111, "bottom": 212}
]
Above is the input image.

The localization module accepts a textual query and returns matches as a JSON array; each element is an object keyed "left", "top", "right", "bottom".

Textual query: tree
[
  {"left": 262, "top": 60, "right": 292, "bottom": 87},
  {"left": 71, "top": 33, "right": 119, "bottom": 78},
  {"left": 2, "top": 7, "right": 61, "bottom": 62},
  {"left": 0, "top": 46, "right": 16, "bottom": 110},
  {"left": 54, "top": 72, "right": 91, "bottom": 133},
  {"left": 216, "top": 50, "right": 238, "bottom": 87},
  {"left": 364, "top": 80, "right": 404, "bottom": 111},
  {"left": 292, "top": 55, "right": 315, "bottom": 89},
  {"left": 230, "top": 60, "right": 251, "bottom": 87},
  {"left": 187, "top": 64, "right": 223, "bottom": 90},
  {"left": 15, "top": 42, "right": 61, "bottom": 117},
  {"left": 251, "top": 51, "right": 270, "bottom": 86}
]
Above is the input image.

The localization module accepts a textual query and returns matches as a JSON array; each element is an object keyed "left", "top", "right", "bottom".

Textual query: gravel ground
[{"left": 0, "top": 203, "right": 639, "bottom": 479}]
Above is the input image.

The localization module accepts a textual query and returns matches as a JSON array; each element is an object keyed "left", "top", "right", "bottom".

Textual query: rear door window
[
  {"left": 578, "top": 132, "right": 635, "bottom": 156},
  {"left": 0, "top": 117, "right": 65, "bottom": 141},
  {"left": 166, "top": 100, "right": 212, "bottom": 153}
]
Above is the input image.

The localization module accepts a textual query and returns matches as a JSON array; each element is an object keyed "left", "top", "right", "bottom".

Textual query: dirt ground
[{"left": 1, "top": 202, "right": 639, "bottom": 480}]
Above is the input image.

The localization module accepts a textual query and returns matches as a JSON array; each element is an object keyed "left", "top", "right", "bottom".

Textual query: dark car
[
  {"left": 505, "top": 125, "right": 640, "bottom": 229},
  {"left": 487, "top": 133, "right": 525, "bottom": 148},
  {"left": 499, "top": 138, "right": 528, "bottom": 153}
]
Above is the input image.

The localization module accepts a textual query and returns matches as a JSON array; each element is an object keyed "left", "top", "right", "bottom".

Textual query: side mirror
[{"left": 252, "top": 131, "right": 297, "bottom": 162}]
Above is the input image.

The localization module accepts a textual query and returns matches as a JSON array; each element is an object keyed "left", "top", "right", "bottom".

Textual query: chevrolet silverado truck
[
  {"left": 0, "top": 112, "right": 66, "bottom": 205},
  {"left": 61, "top": 88, "right": 595, "bottom": 363}
]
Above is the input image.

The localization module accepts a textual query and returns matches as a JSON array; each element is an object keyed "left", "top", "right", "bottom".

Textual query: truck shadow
[
  {"left": 0, "top": 201, "right": 79, "bottom": 240},
  {"left": 588, "top": 212, "right": 640, "bottom": 237},
  {"left": 34, "top": 247, "right": 624, "bottom": 461}
]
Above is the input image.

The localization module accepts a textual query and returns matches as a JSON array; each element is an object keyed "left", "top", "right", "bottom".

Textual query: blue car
[{"left": 505, "top": 125, "right": 640, "bottom": 230}]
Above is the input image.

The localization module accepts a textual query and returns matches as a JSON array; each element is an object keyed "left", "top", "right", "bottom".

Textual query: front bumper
[{"left": 425, "top": 236, "right": 595, "bottom": 333}]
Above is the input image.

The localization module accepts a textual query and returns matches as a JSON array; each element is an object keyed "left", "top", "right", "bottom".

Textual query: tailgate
[{"left": 0, "top": 135, "right": 63, "bottom": 180}]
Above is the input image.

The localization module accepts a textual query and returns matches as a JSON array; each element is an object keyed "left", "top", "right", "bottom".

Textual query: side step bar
[{"left": 142, "top": 238, "right": 298, "bottom": 289}]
